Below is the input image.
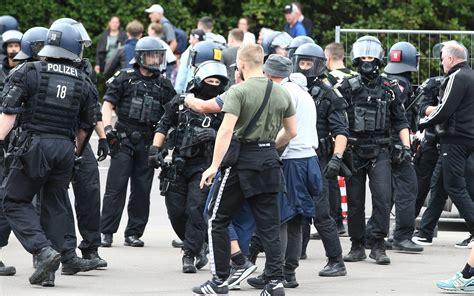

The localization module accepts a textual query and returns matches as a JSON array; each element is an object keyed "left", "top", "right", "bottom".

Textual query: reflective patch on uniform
[
  {"left": 114, "top": 70, "right": 121, "bottom": 76},
  {"left": 126, "top": 69, "right": 134, "bottom": 73}
]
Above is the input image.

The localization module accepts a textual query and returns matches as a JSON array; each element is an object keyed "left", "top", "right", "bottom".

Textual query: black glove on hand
[
  {"left": 323, "top": 154, "right": 342, "bottom": 179},
  {"left": 148, "top": 146, "right": 168, "bottom": 168},
  {"left": 105, "top": 125, "right": 120, "bottom": 155},
  {"left": 97, "top": 138, "right": 109, "bottom": 162},
  {"left": 401, "top": 145, "right": 413, "bottom": 164},
  {"left": 194, "top": 128, "right": 216, "bottom": 144}
]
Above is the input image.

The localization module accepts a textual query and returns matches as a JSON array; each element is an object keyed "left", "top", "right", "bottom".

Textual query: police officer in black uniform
[
  {"left": 0, "top": 29, "right": 22, "bottom": 91},
  {"left": 0, "top": 15, "right": 19, "bottom": 57},
  {"left": 100, "top": 36, "right": 175, "bottom": 248},
  {"left": 149, "top": 43, "right": 228, "bottom": 273},
  {"left": 338, "top": 36, "right": 411, "bottom": 265},
  {"left": 0, "top": 22, "right": 98, "bottom": 286},
  {"left": 365, "top": 41, "right": 423, "bottom": 252},
  {"left": 292, "top": 43, "right": 348, "bottom": 276},
  {"left": 261, "top": 31, "right": 293, "bottom": 59},
  {"left": 48, "top": 17, "right": 109, "bottom": 271}
]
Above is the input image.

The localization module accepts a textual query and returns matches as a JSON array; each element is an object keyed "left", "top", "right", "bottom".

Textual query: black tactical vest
[
  {"left": 346, "top": 77, "right": 394, "bottom": 138},
  {"left": 20, "top": 61, "right": 87, "bottom": 138},
  {"left": 116, "top": 70, "right": 166, "bottom": 129}
]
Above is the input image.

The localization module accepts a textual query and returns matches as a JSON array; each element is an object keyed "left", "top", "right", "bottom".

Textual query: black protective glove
[
  {"left": 105, "top": 125, "right": 120, "bottom": 156},
  {"left": 401, "top": 145, "right": 413, "bottom": 164},
  {"left": 148, "top": 146, "right": 168, "bottom": 168},
  {"left": 323, "top": 154, "right": 342, "bottom": 179},
  {"left": 97, "top": 138, "right": 109, "bottom": 162},
  {"left": 193, "top": 127, "right": 216, "bottom": 145}
]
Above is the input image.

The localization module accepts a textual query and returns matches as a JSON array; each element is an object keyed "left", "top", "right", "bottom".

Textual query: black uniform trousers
[
  {"left": 100, "top": 138, "right": 154, "bottom": 238},
  {"left": 346, "top": 150, "right": 392, "bottom": 243},
  {"left": 328, "top": 177, "right": 344, "bottom": 227},
  {"left": 2, "top": 137, "right": 74, "bottom": 254},
  {"left": 207, "top": 166, "right": 283, "bottom": 281},
  {"left": 58, "top": 143, "right": 101, "bottom": 260},
  {"left": 414, "top": 142, "right": 439, "bottom": 217},
  {"left": 164, "top": 160, "right": 209, "bottom": 255},
  {"left": 418, "top": 146, "right": 474, "bottom": 238},
  {"left": 0, "top": 164, "right": 12, "bottom": 248}
]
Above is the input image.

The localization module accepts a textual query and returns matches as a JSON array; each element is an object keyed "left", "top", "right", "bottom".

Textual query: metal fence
[{"left": 335, "top": 27, "right": 474, "bottom": 86}]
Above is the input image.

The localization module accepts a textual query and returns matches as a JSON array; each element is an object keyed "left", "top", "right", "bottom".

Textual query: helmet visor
[
  {"left": 194, "top": 61, "right": 228, "bottom": 82},
  {"left": 73, "top": 23, "right": 91, "bottom": 47},
  {"left": 292, "top": 55, "right": 326, "bottom": 77},
  {"left": 351, "top": 39, "right": 384, "bottom": 61},
  {"left": 139, "top": 49, "right": 166, "bottom": 71}
]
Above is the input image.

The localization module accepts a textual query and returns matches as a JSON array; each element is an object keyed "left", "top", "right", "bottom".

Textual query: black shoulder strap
[{"left": 242, "top": 79, "right": 273, "bottom": 138}]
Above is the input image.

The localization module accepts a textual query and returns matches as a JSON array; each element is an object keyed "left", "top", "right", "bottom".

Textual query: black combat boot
[
  {"left": 101, "top": 233, "right": 113, "bottom": 247},
  {"left": 195, "top": 243, "right": 208, "bottom": 270},
  {"left": 83, "top": 250, "right": 108, "bottom": 268},
  {"left": 343, "top": 241, "right": 366, "bottom": 262},
  {"left": 319, "top": 256, "right": 347, "bottom": 276},
  {"left": 61, "top": 255, "right": 101, "bottom": 275},
  {"left": 29, "top": 246, "right": 61, "bottom": 285},
  {"left": 369, "top": 240, "right": 391, "bottom": 265},
  {"left": 182, "top": 249, "right": 197, "bottom": 273},
  {"left": 41, "top": 271, "right": 55, "bottom": 287},
  {"left": 0, "top": 261, "right": 16, "bottom": 276}
]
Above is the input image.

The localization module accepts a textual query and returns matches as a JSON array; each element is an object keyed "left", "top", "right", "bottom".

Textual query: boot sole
[
  {"left": 392, "top": 245, "right": 424, "bottom": 253},
  {"left": 182, "top": 267, "right": 197, "bottom": 273},
  {"left": 29, "top": 253, "right": 61, "bottom": 285},
  {"left": 62, "top": 260, "right": 101, "bottom": 275},
  {"left": 319, "top": 269, "right": 348, "bottom": 277},
  {"left": 124, "top": 242, "right": 144, "bottom": 247},
  {"left": 343, "top": 254, "right": 366, "bottom": 262},
  {"left": 41, "top": 280, "right": 55, "bottom": 287}
]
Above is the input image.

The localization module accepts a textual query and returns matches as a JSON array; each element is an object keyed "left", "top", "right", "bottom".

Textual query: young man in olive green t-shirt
[{"left": 192, "top": 44, "right": 296, "bottom": 296}]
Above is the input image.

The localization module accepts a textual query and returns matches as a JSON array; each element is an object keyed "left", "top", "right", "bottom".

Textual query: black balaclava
[{"left": 358, "top": 59, "right": 379, "bottom": 81}]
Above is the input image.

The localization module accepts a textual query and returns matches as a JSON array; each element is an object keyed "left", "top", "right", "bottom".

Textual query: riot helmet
[
  {"left": 14, "top": 27, "right": 48, "bottom": 61},
  {"left": 0, "top": 16, "right": 19, "bottom": 34},
  {"left": 52, "top": 18, "right": 91, "bottom": 48},
  {"left": 38, "top": 23, "right": 83, "bottom": 61},
  {"left": 2, "top": 30, "right": 23, "bottom": 59},
  {"left": 189, "top": 40, "right": 222, "bottom": 67},
  {"left": 384, "top": 41, "right": 419, "bottom": 74},
  {"left": 189, "top": 60, "right": 229, "bottom": 99},
  {"left": 262, "top": 31, "right": 293, "bottom": 57},
  {"left": 350, "top": 35, "right": 384, "bottom": 66},
  {"left": 293, "top": 43, "right": 326, "bottom": 85},
  {"left": 287, "top": 36, "right": 314, "bottom": 59},
  {"left": 433, "top": 40, "right": 469, "bottom": 60},
  {"left": 129, "top": 36, "right": 166, "bottom": 72}
]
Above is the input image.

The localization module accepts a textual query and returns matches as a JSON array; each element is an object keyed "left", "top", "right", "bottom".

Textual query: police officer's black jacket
[
  {"left": 419, "top": 62, "right": 474, "bottom": 147},
  {"left": 0, "top": 56, "right": 15, "bottom": 93},
  {"left": 385, "top": 73, "right": 418, "bottom": 133},
  {"left": 1, "top": 60, "right": 98, "bottom": 139},
  {"left": 156, "top": 93, "right": 222, "bottom": 160},
  {"left": 310, "top": 78, "right": 349, "bottom": 140},
  {"left": 339, "top": 75, "right": 409, "bottom": 141},
  {"left": 104, "top": 67, "right": 176, "bottom": 133}
]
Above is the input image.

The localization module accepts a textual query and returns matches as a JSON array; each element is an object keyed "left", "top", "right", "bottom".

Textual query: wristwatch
[{"left": 334, "top": 153, "right": 343, "bottom": 160}]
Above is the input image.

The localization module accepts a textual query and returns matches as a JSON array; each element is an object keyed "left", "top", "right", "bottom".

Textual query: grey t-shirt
[{"left": 160, "top": 17, "right": 176, "bottom": 43}]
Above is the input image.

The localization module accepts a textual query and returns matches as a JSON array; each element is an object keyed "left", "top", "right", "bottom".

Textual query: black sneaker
[
  {"left": 183, "top": 250, "right": 197, "bottom": 273},
  {"left": 247, "top": 273, "right": 268, "bottom": 289},
  {"left": 101, "top": 233, "right": 113, "bottom": 247},
  {"left": 261, "top": 279, "right": 285, "bottom": 296},
  {"left": 411, "top": 233, "right": 433, "bottom": 246},
  {"left": 283, "top": 274, "right": 298, "bottom": 288},
  {"left": 227, "top": 259, "right": 257, "bottom": 290},
  {"left": 0, "top": 261, "right": 16, "bottom": 276},
  {"left": 393, "top": 239, "right": 424, "bottom": 253},
  {"left": 29, "top": 246, "right": 61, "bottom": 285},
  {"left": 83, "top": 250, "right": 108, "bottom": 268},
  {"left": 192, "top": 279, "right": 229, "bottom": 295},
  {"left": 343, "top": 242, "right": 366, "bottom": 262},
  {"left": 41, "top": 271, "right": 55, "bottom": 287},
  {"left": 195, "top": 243, "right": 209, "bottom": 270},
  {"left": 61, "top": 255, "right": 101, "bottom": 275},
  {"left": 455, "top": 235, "right": 474, "bottom": 249},
  {"left": 319, "top": 260, "right": 347, "bottom": 277}
]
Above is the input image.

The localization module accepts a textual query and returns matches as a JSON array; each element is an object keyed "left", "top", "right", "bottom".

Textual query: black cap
[
  {"left": 191, "top": 29, "right": 205, "bottom": 42},
  {"left": 283, "top": 4, "right": 293, "bottom": 13}
]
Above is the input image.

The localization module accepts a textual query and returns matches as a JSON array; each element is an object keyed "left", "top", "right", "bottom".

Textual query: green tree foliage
[{"left": 4, "top": 0, "right": 474, "bottom": 83}]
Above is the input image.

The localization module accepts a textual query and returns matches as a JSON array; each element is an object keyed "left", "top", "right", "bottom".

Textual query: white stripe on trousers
[{"left": 207, "top": 167, "right": 232, "bottom": 278}]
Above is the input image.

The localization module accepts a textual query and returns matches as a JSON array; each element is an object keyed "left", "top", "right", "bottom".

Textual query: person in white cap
[{"left": 145, "top": 4, "right": 177, "bottom": 52}]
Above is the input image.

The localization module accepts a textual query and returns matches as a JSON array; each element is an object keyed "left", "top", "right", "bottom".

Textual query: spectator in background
[
  {"left": 103, "top": 20, "right": 143, "bottom": 80},
  {"left": 293, "top": 2, "right": 314, "bottom": 38},
  {"left": 283, "top": 3, "right": 307, "bottom": 38},
  {"left": 198, "top": 16, "right": 226, "bottom": 49},
  {"left": 238, "top": 17, "right": 256, "bottom": 44},
  {"left": 147, "top": 22, "right": 177, "bottom": 79},
  {"left": 222, "top": 28, "right": 243, "bottom": 86},
  {"left": 95, "top": 16, "right": 127, "bottom": 74},
  {"left": 174, "top": 29, "right": 205, "bottom": 93},
  {"left": 146, "top": 4, "right": 177, "bottom": 52}
]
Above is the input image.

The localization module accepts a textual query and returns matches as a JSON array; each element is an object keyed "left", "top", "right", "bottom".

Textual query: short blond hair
[{"left": 237, "top": 43, "right": 263, "bottom": 68}]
